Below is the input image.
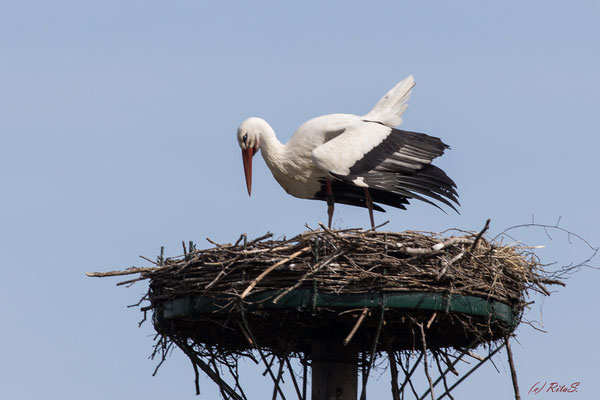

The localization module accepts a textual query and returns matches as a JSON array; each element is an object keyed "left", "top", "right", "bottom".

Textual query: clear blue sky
[{"left": 1, "top": 1, "right": 599, "bottom": 398}]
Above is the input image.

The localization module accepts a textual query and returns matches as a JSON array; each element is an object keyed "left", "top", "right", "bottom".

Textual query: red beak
[{"left": 242, "top": 147, "right": 254, "bottom": 196}]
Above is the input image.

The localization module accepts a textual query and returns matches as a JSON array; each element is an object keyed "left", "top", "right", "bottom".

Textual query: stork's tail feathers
[{"left": 363, "top": 75, "right": 415, "bottom": 128}]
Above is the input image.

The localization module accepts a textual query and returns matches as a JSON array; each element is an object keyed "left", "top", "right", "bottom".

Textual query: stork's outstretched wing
[{"left": 311, "top": 120, "right": 459, "bottom": 212}]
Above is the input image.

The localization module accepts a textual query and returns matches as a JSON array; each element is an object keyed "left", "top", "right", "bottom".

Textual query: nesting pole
[
  {"left": 312, "top": 338, "right": 357, "bottom": 400},
  {"left": 88, "top": 223, "right": 567, "bottom": 399}
]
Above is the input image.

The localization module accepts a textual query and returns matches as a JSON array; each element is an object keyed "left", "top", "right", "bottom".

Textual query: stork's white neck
[
  {"left": 249, "top": 119, "right": 286, "bottom": 170},
  {"left": 256, "top": 121, "right": 284, "bottom": 155}
]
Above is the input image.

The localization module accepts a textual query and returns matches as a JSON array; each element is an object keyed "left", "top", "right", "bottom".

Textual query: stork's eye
[{"left": 242, "top": 133, "right": 248, "bottom": 145}]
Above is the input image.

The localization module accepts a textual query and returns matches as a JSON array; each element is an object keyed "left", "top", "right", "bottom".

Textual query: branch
[
  {"left": 85, "top": 266, "right": 158, "bottom": 278},
  {"left": 240, "top": 246, "right": 310, "bottom": 299}
]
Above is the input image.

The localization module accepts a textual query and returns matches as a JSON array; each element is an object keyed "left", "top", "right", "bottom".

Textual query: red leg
[
  {"left": 325, "top": 177, "right": 335, "bottom": 229},
  {"left": 363, "top": 187, "right": 375, "bottom": 229}
]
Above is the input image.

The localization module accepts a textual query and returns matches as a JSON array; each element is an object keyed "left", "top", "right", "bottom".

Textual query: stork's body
[{"left": 237, "top": 76, "right": 459, "bottom": 228}]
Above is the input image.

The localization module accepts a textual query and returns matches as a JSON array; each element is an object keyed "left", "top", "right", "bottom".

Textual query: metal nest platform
[{"left": 157, "top": 289, "right": 517, "bottom": 353}]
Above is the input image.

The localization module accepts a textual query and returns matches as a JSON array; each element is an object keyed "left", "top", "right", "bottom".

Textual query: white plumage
[
  {"left": 363, "top": 76, "right": 415, "bottom": 127},
  {"left": 236, "top": 76, "right": 458, "bottom": 228}
]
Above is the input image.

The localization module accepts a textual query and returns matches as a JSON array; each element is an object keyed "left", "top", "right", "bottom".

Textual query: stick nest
[{"left": 93, "top": 224, "right": 563, "bottom": 356}]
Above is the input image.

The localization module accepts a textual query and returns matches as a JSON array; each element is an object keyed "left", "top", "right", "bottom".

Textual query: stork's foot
[{"left": 363, "top": 188, "right": 375, "bottom": 229}]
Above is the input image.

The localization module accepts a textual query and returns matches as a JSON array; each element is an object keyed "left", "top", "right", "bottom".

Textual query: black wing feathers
[
  {"left": 333, "top": 126, "right": 459, "bottom": 213},
  {"left": 348, "top": 127, "right": 448, "bottom": 176}
]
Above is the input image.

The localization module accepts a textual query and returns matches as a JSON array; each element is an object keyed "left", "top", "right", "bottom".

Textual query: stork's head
[{"left": 237, "top": 117, "right": 264, "bottom": 196}]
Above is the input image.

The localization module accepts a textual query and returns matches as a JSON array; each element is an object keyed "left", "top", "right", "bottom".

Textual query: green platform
[{"left": 157, "top": 290, "right": 518, "bottom": 329}]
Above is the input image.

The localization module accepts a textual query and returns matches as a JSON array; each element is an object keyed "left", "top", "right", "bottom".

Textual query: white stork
[{"left": 236, "top": 76, "right": 459, "bottom": 228}]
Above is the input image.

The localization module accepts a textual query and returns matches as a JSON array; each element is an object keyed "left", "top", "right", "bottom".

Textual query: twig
[
  {"left": 397, "top": 238, "right": 473, "bottom": 255},
  {"left": 204, "top": 257, "right": 245, "bottom": 290},
  {"left": 494, "top": 221, "right": 598, "bottom": 253},
  {"left": 398, "top": 353, "right": 422, "bottom": 398},
  {"left": 225, "top": 359, "right": 249, "bottom": 400},
  {"left": 246, "top": 232, "right": 274, "bottom": 247},
  {"left": 235, "top": 233, "right": 247, "bottom": 247},
  {"left": 116, "top": 277, "right": 144, "bottom": 286},
  {"left": 533, "top": 279, "right": 551, "bottom": 296},
  {"left": 240, "top": 246, "right": 310, "bottom": 299},
  {"left": 240, "top": 309, "right": 287, "bottom": 400},
  {"left": 206, "top": 237, "right": 225, "bottom": 247},
  {"left": 139, "top": 255, "right": 159, "bottom": 265},
  {"left": 190, "top": 353, "right": 201, "bottom": 395},
  {"left": 418, "top": 323, "right": 435, "bottom": 400},
  {"left": 426, "top": 312, "right": 437, "bottom": 329},
  {"left": 433, "top": 352, "right": 454, "bottom": 400},
  {"left": 435, "top": 343, "right": 505, "bottom": 400},
  {"left": 470, "top": 218, "right": 491, "bottom": 252},
  {"left": 262, "top": 356, "right": 277, "bottom": 376},
  {"left": 285, "top": 358, "right": 303, "bottom": 400},
  {"left": 366, "top": 220, "right": 390, "bottom": 232},
  {"left": 419, "top": 341, "right": 480, "bottom": 400},
  {"left": 467, "top": 352, "right": 484, "bottom": 362},
  {"left": 505, "top": 336, "right": 522, "bottom": 400},
  {"left": 271, "top": 358, "right": 285, "bottom": 400},
  {"left": 360, "top": 306, "right": 384, "bottom": 400},
  {"left": 86, "top": 266, "right": 158, "bottom": 277},
  {"left": 344, "top": 308, "right": 369, "bottom": 346},
  {"left": 208, "top": 348, "right": 230, "bottom": 400},
  {"left": 272, "top": 251, "right": 344, "bottom": 304},
  {"left": 173, "top": 338, "right": 243, "bottom": 400},
  {"left": 236, "top": 321, "right": 254, "bottom": 346},
  {"left": 386, "top": 346, "right": 401, "bottom": 400},
  {"left": 436, "top": 252, "right": 464, "bottom": 280},
  {"left": 440, "top": 351, "right": 459, "bottom": 376},
  {"left": 433, "top": 237, "right": 474, "bottom": 251},
  {"left": 317, "top": 223, "right": 349, "bottom": 247}
]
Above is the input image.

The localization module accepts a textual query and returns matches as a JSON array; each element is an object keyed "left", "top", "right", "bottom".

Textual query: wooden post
[{"left": 311, "top": 337, "right": 358, "bottom": 400}]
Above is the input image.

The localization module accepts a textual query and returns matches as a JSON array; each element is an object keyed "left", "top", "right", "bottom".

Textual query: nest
[
  {"left": 88, "top": 221, "right": 593, "bottom": 398},
  {"left": 96, "top": 223, "right": 562, "bottom": 358}
]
